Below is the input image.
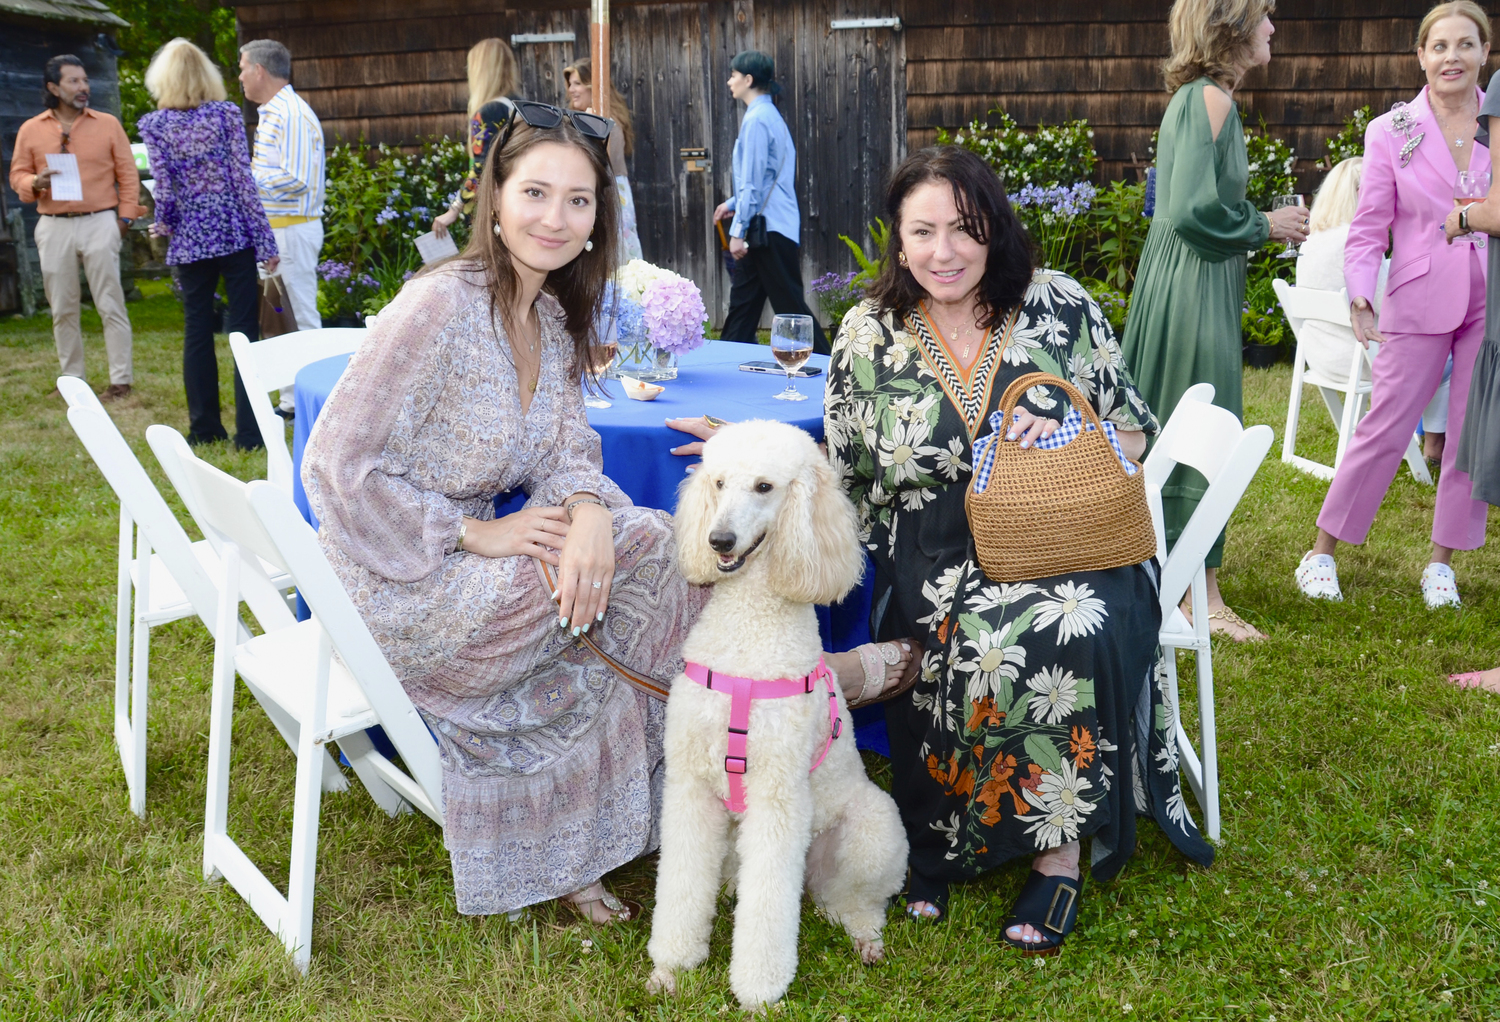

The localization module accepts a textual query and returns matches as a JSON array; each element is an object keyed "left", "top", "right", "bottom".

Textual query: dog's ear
[
  {"left": 673, "top": 464, "right": 721, "bottom": 585},
  {"left": 767, "top": 453, "right": 864, "bottom": 604}
]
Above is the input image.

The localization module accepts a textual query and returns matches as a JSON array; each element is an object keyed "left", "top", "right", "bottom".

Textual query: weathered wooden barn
[
  {"left": 0, "top": 0, "right": 128, "bottom": 314},
  {"left": 233, "top": 0, "right": 1479, "bottom": 324}
]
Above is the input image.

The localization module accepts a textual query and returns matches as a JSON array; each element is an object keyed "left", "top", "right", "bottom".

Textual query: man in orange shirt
[{"left": 9, "top": 55, "right": 143, "bottom": 400}]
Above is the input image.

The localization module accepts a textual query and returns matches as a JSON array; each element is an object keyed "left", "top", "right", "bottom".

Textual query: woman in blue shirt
[{"left": 714, "top": 51, "right": 828, "bottom": 353}]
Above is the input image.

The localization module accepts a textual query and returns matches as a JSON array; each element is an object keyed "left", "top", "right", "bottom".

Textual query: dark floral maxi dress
[{"left": 825, "top": 276, "right": 1213, "bottom": 887}]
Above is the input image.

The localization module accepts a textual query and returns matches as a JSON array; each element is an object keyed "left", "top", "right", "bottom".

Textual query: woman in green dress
[
  {"left": 1120, "top": 0, "right": 1308, "bottom": 641},
  {"left": 827, "top": 146, "right": 1212, "bottom": 952}
]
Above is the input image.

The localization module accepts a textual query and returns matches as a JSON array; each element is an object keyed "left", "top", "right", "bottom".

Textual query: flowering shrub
[
  {"left": 810, "top": 271, "right": 864, "bottom": 328},
  {"left": 1013, "top": 182, "right": 1097, "bottom": 270},
  {"left": 1324, "top": 105, "right": 1372, "bottom": 167},
  {"left": 1244, "top": 117, "right": 1297, "bottom": 209},
  {"left": 939, "top": 110, "right": 1097, "bottom": 189},
  {"left": 319, "top": 137, "right": 470, "bottom": 322},
  {"left": 1084, "top": 180, "right": 1149, "bottom": 290}
]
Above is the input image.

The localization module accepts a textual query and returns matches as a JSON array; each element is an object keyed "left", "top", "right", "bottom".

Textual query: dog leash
[
  {"left": 535, "top": 559, "right": 670, "bottom": 701},
  {"left": 683, "top": 657, "right": 842, "bottom": 813}
]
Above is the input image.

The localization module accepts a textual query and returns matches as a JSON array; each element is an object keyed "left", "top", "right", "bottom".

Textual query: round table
[{"left": 289, "top": 339, "right": 887, "bottom": 753}]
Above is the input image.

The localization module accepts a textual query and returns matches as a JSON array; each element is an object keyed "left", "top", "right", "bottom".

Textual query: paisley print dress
[{"left": 825, "top": 274, "right": 1213, "bottom": 885}]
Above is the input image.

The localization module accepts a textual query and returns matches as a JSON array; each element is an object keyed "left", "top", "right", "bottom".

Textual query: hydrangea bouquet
[{"left": 612, "top": 259, "right": 707, "bottom": 380}]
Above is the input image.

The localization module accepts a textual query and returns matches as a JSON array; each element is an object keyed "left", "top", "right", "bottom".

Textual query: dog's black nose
[{"left": 709, "top": 530, "right": 736, "bottom": 553}]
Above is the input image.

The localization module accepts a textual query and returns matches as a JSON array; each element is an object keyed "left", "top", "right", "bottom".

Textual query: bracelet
[
  {"left": 565, "top": 497, "right": 607, "bottom": 522},
  {"left": 455, "top": 520, "right": 467, "bottom": 552}
]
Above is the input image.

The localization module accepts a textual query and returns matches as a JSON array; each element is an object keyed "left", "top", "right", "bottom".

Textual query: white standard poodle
[{"left": 646, "top": 420, "right": 909, "bottom": 1010}]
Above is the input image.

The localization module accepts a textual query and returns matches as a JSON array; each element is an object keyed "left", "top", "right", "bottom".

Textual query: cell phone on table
[{"left": 739, "top": 360, "right": 823, "bottom": 378}]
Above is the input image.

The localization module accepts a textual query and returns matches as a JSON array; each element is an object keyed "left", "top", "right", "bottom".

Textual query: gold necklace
[{"left": 930, "top": 306, "right": 980, "bottom": 359}]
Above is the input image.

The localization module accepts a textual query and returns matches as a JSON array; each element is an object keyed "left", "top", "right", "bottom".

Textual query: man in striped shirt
[{"left": 239, "top": 38, "right": 324, "bottom": 406}]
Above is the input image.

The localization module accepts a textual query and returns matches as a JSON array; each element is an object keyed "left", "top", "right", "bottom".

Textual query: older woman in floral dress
[
  {"left": 138, "top": 38, "right": 277, "bottom": 449},
  {"left": 826, "top": 146, "right": 1212, "bottom": 951},
  {"left": 306, "top": 109, "right": 707, "bottom": 922}
]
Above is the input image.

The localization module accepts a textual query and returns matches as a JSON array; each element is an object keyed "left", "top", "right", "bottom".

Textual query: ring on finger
[{"left": 591, "top": 580, "right": 602, "bottom": 589}]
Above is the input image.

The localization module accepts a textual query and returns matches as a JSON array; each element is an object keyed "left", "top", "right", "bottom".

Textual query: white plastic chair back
[
  {"left": 1273, "top": 280, "right": 1430, "bottom": 484},
  {"left": 229, "top": 328, "right": 366, "bottom": 491},
  {"left": 1142, "top": 389, "right": 1273, "bottom": 843},
  {"left": 173, "top": 443, "right": 441, "bottom": 971}
]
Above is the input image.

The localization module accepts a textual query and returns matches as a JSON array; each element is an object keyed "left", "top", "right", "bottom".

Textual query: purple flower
[
  {"left": 640, "top": 277, "right": 707, "bottom": 355},
  {"left": 375, "top": 207, "right": 399, "bottom": 225},
  {"left": 318, "top": 260, "right": 353, "bottom": 282},
  {"left": 358, "top": 273, "right": 380, "bottom": 290}
]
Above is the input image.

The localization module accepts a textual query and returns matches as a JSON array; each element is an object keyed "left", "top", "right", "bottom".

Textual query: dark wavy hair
[
  {"left": 43, "top": 55, "right": 85, "bottom": 109},
  {"left": 867, "top": 146, "right": 1035, "bottom": 330},
  {"left": 446, "top": 118, "right": 619, "bottom": 384}
]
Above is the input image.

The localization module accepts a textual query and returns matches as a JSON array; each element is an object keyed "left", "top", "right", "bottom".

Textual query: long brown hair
[
  {"left": 563, "top": 58, "right": 634, "bottom": 159},
  {"left": 455, "top": 120, "right": 619, "bottom": 382},
  {"left": 867, "top": 146, "right": 1035, "bottom": 330}
]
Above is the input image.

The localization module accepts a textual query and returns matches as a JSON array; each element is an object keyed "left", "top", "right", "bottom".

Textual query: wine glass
[
  {"left": 1455, "top": 170, "right": 1491, "bottom": 249},
  {"left": 1272, "top": 193, "right": 1308, "bottom": 257},
  {"left": 584, "top": 318, "right": 617, "bottom": 409},
  {"left": 770, "top": 314, "right": 814, "bottom": 402}
]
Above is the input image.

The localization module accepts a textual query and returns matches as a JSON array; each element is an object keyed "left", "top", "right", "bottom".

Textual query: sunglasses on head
[{"left": 491, "top": 100, "right": 612, "bottom": 160}]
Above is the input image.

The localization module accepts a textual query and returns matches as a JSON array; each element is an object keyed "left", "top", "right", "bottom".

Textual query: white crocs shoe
[
  {"left": 1295, "top": 552, "right": 1342, "bottom": 601},
  {"left": 1421, "top": 562, "right": 1461, "bottom": 608}
]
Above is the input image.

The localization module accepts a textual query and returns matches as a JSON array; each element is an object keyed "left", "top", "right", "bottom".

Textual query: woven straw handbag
[{"left": 965, "top": 372, "right": 1157, "bottom": 582}]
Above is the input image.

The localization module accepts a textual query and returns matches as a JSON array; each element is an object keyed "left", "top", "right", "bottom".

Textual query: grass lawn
[{"left": 3, "top": 293, "right": 1500, "bottom": 1020}]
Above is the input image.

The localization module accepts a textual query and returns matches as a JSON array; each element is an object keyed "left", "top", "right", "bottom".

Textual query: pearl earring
[
  {"left": 585, "top": 239, "right": 593, "bottom": 252},
  {"left": 493, "top": 221, "right": 502, "bottom": 236}
]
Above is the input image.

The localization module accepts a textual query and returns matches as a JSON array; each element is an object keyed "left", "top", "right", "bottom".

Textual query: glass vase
[{"left": 614, "top": 339, "right": 679, "bottom": 381}]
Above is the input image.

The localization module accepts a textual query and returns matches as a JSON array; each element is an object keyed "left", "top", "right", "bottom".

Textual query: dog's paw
[
  {"left": 855, "top": 937, "right": 885, "bottom": 964},
  {"left": 646, "top": 967, "right": 676, "bottom": 996}
]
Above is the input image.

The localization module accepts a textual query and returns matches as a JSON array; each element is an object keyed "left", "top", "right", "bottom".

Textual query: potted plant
[{"left": 1242, "top": 274, "right": 1290, "bottom": 368}]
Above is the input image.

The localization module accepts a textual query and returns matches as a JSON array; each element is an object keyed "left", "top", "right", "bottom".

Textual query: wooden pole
[{"left": 590, "top": 0, "right": 610, "bottom": 118}]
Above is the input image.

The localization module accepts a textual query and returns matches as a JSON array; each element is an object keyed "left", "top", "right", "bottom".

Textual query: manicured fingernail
[
  {"left": 1020, "top": 439, "right": 1031, "bottom": 448},
  {"left": 596, "top": 611, "right": 604, "bottom": 622},
  {"left": 550, "top": 589, "right": 558, "bottom": 600},
  {"left": 559, "top": 616, "right": 568, "bottom": 628},
  {"left": 1007, "top": 431, "right": 1018, "bottom": 440},
  {"left": 572, "top": 625, "right": 581, "bottom": 637},
  {"left": 582, "top": 623, "right": 590, "bottom": 633}
]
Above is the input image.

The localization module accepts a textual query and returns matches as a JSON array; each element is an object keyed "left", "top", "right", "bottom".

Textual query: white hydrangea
[{"left": 615, "top": 259, "right": 685, "bottom": 305}]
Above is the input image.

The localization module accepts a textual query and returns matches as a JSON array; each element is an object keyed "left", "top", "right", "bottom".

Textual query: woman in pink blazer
[{"left": 1297, "top": 2, "right": 1492, "bottom": 608}]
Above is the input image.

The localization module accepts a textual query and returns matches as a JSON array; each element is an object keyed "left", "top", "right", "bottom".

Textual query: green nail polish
[
  {"left": 596, "top": 611, "right": 604, "bottom": 622},
  {"left": 572, "top": 625, "right": 581, "bottom": 637},
  {"left": 559, "top": 616, "right": 568, "bottom": 628},
  {"left": 582, "top": 623, "right": 590, "bottom": 633}
]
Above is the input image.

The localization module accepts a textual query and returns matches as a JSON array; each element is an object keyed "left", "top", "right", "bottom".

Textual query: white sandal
[{"left": 848, "top": 641, "right": 914, "bottom": 709}]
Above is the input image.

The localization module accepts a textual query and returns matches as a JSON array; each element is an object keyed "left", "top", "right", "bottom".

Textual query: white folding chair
[
  {"left": 56, "top": 379, "right": 331, "bottom": 816},
  {"left": 173, "top": 443, "right": 443, "bottom": 972},
  {"left": 229, "top": 328, "right": 367, "bottom": 492},
  {"left": 1273, "top": 280, "right": 1430, "bottom": 485},
  {"left": 1144, "top": 383, "right": 1274, "bottom": 842}
]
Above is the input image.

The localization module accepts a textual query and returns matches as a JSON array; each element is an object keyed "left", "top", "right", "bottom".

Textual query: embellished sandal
[
  {"left": 1204, "top": 606, "right": 1265, "bottom": 642},
  {"left": 848, "top": 640, "right": 917, "bottom": 709},
  {"left": 904, "top": 870, "right": 949, "bottom": 923},
  {"left": 1001, "top": 870, "right": 1082, "bottom": 956},
  {"left": 1421, "top": 562, "right": 1462, "bottom": 609},
  {"left": 560, "top": 882, "right": 636, "bottom": 925}
]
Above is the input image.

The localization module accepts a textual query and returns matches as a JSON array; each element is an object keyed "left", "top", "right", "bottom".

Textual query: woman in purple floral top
[{"left": 139, "top": 38, "right": 278, "bottom": 448}]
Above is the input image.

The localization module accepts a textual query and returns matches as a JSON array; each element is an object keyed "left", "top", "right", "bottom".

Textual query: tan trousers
[{"left": 35, "top": 210, "right": 133, "bottom": 385}]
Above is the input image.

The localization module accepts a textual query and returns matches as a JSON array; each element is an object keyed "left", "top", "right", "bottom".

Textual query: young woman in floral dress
[{"left": 825, "top": 146, "right": 1212, "bottom": 950}]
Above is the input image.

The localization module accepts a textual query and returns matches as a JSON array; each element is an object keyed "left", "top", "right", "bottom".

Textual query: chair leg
[
  {"left": 128, "top": 608, "right": 150, "bottom": 819},
  {"left": 283, "top": 715, "right": 326, "bottom": 973},
  {"left": 204, "top": 551, "right": 241, "bottom": 882},
  {"left": 1404, "top": 433, "right": 1433, "bottom": 485},
  {"left": 1195, "top": 644, "right": 1220, "bottom": 842},
  {"left": 1282, "top": 349, "right": 1306, "bottom": 466},
  {"left": 114, "top": 512, "right": 136, "bottom": 813},
  {"left": 335, "top": 729, "right": 408, "bottom": 816}
]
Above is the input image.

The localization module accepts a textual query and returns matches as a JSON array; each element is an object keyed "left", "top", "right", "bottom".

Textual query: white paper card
[
  {"left": 45, "top": 153, "right": 82, "bottom": 202},
  {"left": 414, "top": 230, "right": 459, "bottom": 264}
]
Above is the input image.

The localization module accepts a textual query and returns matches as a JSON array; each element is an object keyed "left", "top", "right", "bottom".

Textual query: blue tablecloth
[{"left": 290, "top": 339, "right": 888, "bottom": 753}]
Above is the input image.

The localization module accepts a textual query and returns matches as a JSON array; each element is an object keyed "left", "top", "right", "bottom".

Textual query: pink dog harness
[{"left": 683, "top": 657, "right": 842, "bottom": 813}]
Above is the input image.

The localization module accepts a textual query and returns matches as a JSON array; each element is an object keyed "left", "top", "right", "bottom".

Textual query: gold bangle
[{"left": 456, "top": 520, "right": 467, "bottom": 552}]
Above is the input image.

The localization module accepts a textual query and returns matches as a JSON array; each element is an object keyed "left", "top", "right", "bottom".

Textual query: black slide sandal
[
  {"left": 1001, "top": 870, "right": 1082, "bottom": 955},
  {"left": 904, "top": 870, "right": 950, "bottom": 922}
]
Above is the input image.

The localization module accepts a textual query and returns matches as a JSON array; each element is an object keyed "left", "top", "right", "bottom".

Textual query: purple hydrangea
[
  {"left": 640, "top": 277, "right": 707, "bottom": 355},
  {"left": 598, "top": 282, "right": 646, "bottom": 343}
]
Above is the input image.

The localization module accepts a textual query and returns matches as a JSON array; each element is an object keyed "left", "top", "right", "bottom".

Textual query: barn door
[
  {"left": 510, "top": 12, "right": 589, "bottom": 106},
  {"left": 611, "top": 4, "right": 720, "bottom": 317},
  {"left": 758, "top": 0, "right": 906, "bottom": 299}
]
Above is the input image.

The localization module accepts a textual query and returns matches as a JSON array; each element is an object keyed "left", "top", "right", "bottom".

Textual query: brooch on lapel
[{"left": 1387, "top": 102, "right": 1426, "bottom": 167}]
